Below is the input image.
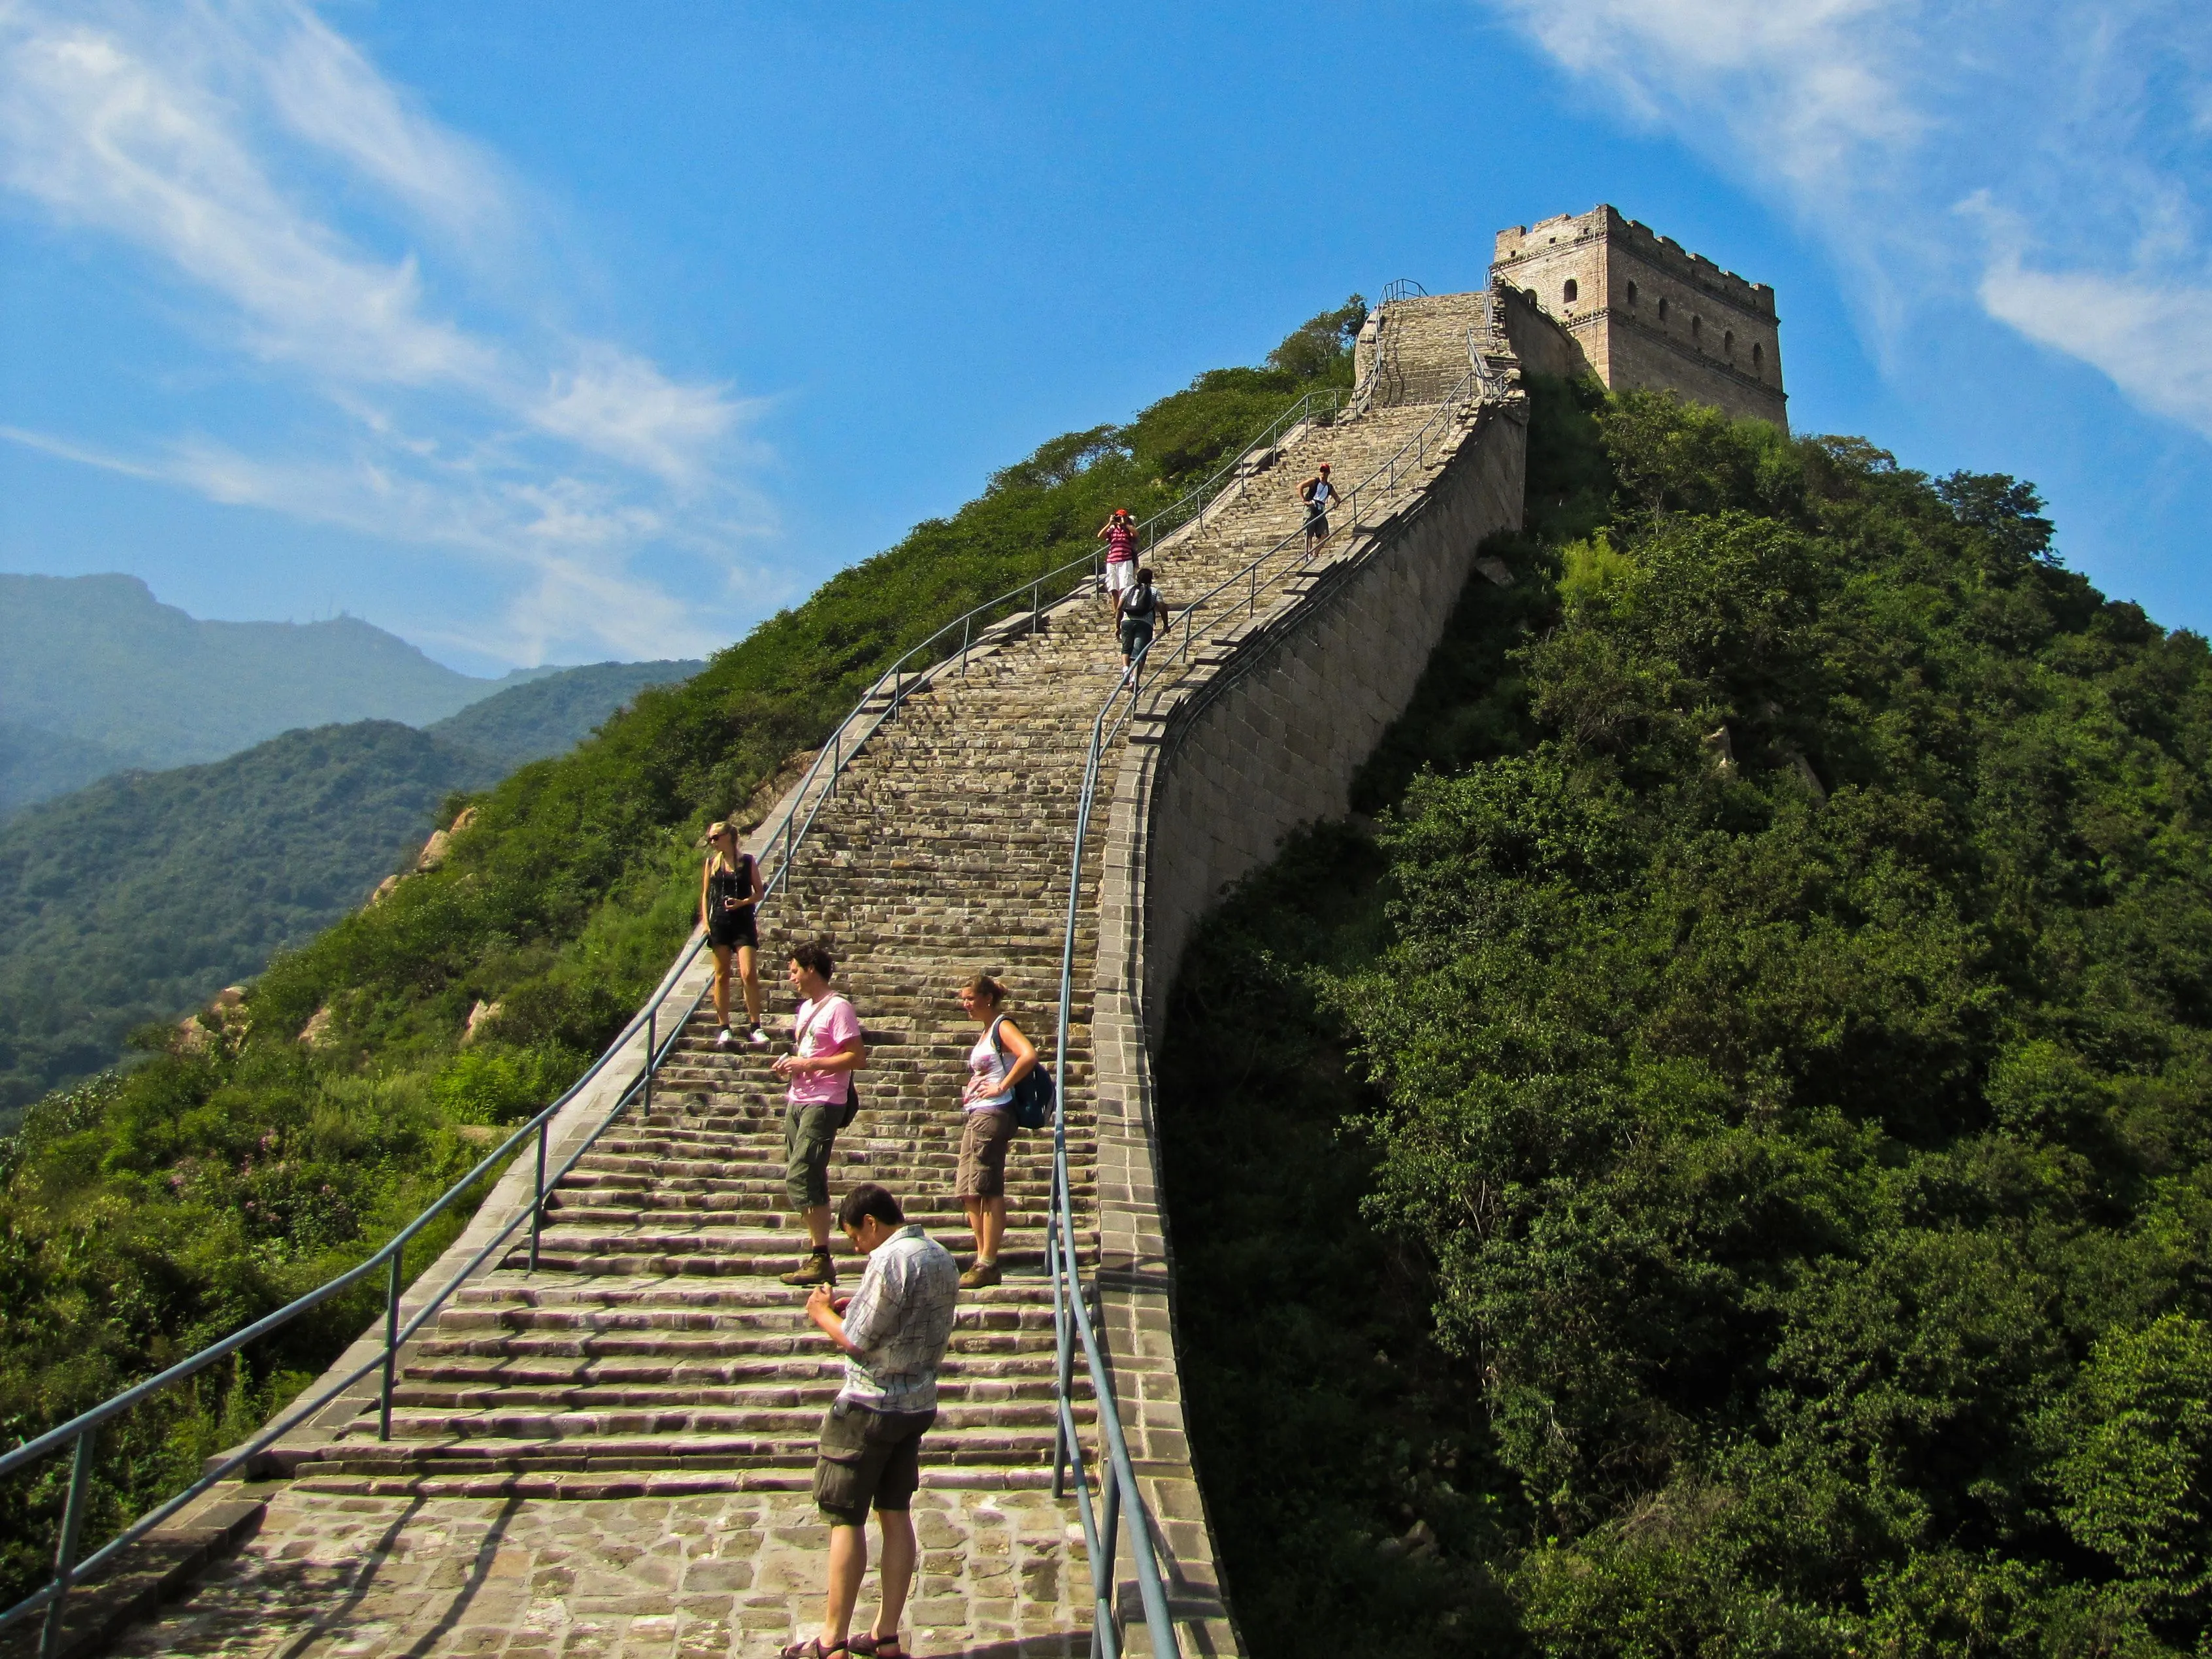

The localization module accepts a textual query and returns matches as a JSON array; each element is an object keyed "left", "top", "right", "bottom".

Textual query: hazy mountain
[
  {"left": 0, "top": 722, "right": 140, "bottom": 818},
  {"left": 0, "top": 658, "right": 707, "bottom": 1113},
  {"left": 0, "top": 721, "right": 502, "bottom": 1113},
  {"left": 0, "top": 572, "right": 559, "bottom": 780},
  {"left": 427, "top": 659, "right": 702, "bottom": 773}
]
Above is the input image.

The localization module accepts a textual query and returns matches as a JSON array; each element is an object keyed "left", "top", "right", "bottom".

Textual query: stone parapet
[{"left": 1084, "top": 384, "right": 1528, "bottom": 1654}]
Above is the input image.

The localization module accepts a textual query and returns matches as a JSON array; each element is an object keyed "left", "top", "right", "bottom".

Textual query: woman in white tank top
[{"left": 952, "top": 971, "right": 1036, "bottom": 1289}]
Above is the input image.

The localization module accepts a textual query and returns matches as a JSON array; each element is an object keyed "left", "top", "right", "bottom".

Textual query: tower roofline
[{"left": 1494, "top": 204, "right": 1776, "bottom": 320}]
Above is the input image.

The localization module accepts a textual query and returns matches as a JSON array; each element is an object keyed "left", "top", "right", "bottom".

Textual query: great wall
[{"left": 15, "top": 207, "right": 1783, "bottom": 1659}]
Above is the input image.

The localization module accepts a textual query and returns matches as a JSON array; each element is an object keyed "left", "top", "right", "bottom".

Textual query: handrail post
[
  {"left": 38, "top": 1430, "right": 95, "bottom": 1659},
  {"left": 528, "top": 1118, "right": 547, "bottom": 1274},
  {"left": 961, "top": 614, "right": 971, "bottom": 674},
  {"left": 1099, "top": 1460, "right": 1123, "bottom": 1638},
  {"left": 644, "top": 1008, "right": 656, "bottom": 1118},
  {"left": 377, "top": 1250, "right": 401, "bottom": 1441},
  {"left": 1048, "top": 1210, "right": 1068, "bottom": 1498}
]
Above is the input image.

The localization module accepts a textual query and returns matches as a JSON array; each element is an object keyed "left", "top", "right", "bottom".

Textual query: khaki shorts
[
  {"left": 956, "top": 1107, "right": 1015, "bottom": 1199},
  {"left": 814, "top": 1400, "right": 936, "bottom": 1524},
  {"left": 784, "top": 1100, "right": 838, "bottom": 1210}
]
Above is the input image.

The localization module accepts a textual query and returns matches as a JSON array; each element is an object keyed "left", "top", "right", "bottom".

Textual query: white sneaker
[
  {"left": 716, "top": 1027, "right": 734, "bottom": 1047},
  {"left": 749, "top": 1027, "right": 771, "bottom": 1047}
]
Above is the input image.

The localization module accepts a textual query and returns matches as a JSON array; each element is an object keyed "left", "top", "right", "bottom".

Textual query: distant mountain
[
  {"left": 0, "top": 572, "right": 559, "bottom": 793},
  {"left": 0, "top": 722, "right": 140, "bottom": 818},
  {"left": 0, "top": 721, "right": 502, "bottom": 1114},
  {"left": 0, "top": 658, "right": 706, "bottom": 1114},
  {"left": 428, "top": 660, "right": 702, "bottom": 773}
]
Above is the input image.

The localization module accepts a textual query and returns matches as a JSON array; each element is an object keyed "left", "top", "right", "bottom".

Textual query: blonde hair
[{"left": 961, "top": 971, "right": 1008, "bottom": 1007}]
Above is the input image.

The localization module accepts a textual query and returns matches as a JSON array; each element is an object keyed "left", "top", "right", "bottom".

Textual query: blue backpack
[{"left": 989, "top": 1018, "right": 1057, "bottom": 1131}]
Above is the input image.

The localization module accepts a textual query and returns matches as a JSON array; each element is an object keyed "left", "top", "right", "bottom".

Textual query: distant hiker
[
  {"left": 700, "top": 821, "right": 767, "bottom": 1047},
  {"left": 1097, "top": 507, "right": 1139, "bottom": 602},
  {"left": 1300, "top": 461, "right": 1339, "bottom": 551},
  {"left": 1115, "top": 566, "right": 1167, "bottom": 673},
  {"left": 773, "top": 942, "right": 867, "bottom": 1287},
  {"left": 952, "top": 973, "right": 1038, "bottom": 1290},
  {"left": 783, "top": 1182, "right": 958, "bottom": 1659}
]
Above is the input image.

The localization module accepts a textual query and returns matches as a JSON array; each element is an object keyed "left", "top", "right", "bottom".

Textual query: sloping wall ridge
[{"left": 1082, "top": 380, "right": 1528, "bottom": 1652}]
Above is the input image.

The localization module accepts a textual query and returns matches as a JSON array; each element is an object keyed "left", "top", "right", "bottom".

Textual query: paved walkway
[{"left": 117, "top": 1488, "right": 1092, "bottom": 1659}]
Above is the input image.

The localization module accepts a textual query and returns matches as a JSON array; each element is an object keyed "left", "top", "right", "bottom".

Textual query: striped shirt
[{"left": 838, "top": 1224, "right": 961, "bottom": 1412}]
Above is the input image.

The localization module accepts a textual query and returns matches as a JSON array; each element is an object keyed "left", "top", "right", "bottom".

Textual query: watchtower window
[
  {"left": 1691, "top": 314, "right": 1703, "bottom": 343},
  {"left": 1752, "top": 343, "right": 1765, "bottom": 374},
  {"left": 1626, "top": 280, "right": 1639, "bottom": 308},
  {"left": 1562, "top": 278, "right": 1579, "bottom": 305},
  {"left": 1724, "top": 329, "right": 1735, "bottom": 358},
  {"left": 1657, "top": 297, "right": 1669, "bottom": 324}
]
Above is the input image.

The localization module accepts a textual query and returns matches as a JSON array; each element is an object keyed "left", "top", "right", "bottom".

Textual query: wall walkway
[{"left": 81, "top": 298, "right": 1529, "bottom": 1659}]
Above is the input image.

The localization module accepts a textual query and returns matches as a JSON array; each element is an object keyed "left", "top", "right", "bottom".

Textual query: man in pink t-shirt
[{"left": 772, "top": 941, "right": 867, "bottom": 1286}]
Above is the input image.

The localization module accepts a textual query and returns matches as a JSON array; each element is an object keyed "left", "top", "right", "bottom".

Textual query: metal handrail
[
  {"left": 1045, "top": 652, "right": 1178, "bottom": 1659},
  {"left": 0, "top": 370, "right": 1371, "bottom": 1652},
  {"left": 1379, "top": 276, "right": 1428, "bottom": 305},
  {"left": 1035, "top": 312, "right": 1513, "bottom": 1659}
]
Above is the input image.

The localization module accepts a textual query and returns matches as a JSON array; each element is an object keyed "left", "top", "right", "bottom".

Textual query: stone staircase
[
  {"left": 1363, "top": 292, "right": 1493, "bottom": 407},
  {"left": 267, "top": 388, "right": 1475, "bottom": 1508}
]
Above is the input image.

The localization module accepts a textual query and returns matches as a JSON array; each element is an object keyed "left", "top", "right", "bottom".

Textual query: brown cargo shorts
[
  {"left": 784, "top": 1101, "right": 838, "bottom": 1210},
  {"left": 956, "top": 1107, "right": 1016, "bottom": 1199},
  {"left": 813, "top": 1399, "right": 936, "bottom": 1524}
]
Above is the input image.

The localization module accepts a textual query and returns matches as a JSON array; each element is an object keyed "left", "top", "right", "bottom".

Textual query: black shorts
[
  {"left": 814, "top": 1400, "right": 936, "bottom": 1523},
  {"left": 1304, "top": 506, "right": 1330, "bottom": 538},
  {"left": 708, "top": 911, "right": 758, "bottom": 951}
]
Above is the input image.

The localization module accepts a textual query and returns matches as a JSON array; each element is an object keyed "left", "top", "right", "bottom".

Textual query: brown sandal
[
  {"left": 850, "top": 1637, "right": 905, "bottom": 1659},
  {"left": 779, "top": 1642, "right": 848, "bottom": 1659}
]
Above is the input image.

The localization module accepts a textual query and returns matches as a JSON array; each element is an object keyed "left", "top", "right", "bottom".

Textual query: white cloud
[
  {"left": 0, "top": 0, "right": 765, "bottom": 664},
  {"left": 1479, "top": 0, "right": 2212, "bottom": 441}
]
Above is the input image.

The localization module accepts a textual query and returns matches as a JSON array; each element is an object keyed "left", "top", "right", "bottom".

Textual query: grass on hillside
[
  {"left": 0, "top": 299, "right": 1368, "bottom": 1605},
  {"left": 1161, "top": 377, "right": 2212, "bottom": 1655}
]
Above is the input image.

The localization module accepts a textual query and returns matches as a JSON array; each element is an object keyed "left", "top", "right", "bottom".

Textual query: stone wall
[
  {"left": 1495, "top": 282, "right": 1594, "bottom": 382},
  {"left": 1080, "top": 388, "right": 1527, "bottom": 1652}
]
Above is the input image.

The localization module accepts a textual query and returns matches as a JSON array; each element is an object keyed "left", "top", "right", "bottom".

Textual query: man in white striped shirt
[{"left": 784, "top": 1183, "right": 959, "bottom": 1659}]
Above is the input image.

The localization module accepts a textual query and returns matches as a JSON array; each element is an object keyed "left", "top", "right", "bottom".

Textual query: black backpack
[{"left": 989, "top": 1018, "right": 1056, "bottom": 1131}]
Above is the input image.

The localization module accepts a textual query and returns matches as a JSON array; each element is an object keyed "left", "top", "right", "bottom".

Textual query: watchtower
[{"left": 1491, "top": 205, "right": 1787, "bottom": 430}]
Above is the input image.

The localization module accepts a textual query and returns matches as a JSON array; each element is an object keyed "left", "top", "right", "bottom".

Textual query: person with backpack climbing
[
  {"left": 1300, "top": 461, "right": 1340, "bottom": 552},
  {"left": 952, "top": 973, "right": 1036, "bottom": 1290},
  {"left": 1097, "top": 507, "right": 1139, "bottom": 604},
  {"left": 699, "top": 820, "right": 768, "bottom": 1048},
  {"left": 1115, "top": 566, "right": 1168, "bottom": 673},
  {"left": 774, "top": 941, "right": 867, "bottom": 1287}
]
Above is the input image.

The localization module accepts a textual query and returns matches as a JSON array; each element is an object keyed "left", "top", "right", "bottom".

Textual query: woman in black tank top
[{"left": 699, "top": 821, "right": 767, "bottom": 1047}]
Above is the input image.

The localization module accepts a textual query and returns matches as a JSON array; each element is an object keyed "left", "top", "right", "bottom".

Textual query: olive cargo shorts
[
  {"left": 813, "top": 1399, "right": 937, "bottom": 1524},
  {"left": 784, "top": 1100, "right": 838, "bottom": 1209}
]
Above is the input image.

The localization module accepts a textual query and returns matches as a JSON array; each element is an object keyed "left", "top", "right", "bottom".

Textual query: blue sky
[{"left": 1, "top": 1, "right": 2208, "bottom": 675}]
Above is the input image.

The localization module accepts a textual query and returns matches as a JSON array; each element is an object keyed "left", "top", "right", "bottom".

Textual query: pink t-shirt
[
  {"left": 1105, "top": 524, "right": 1136, "bottom": 563},
  {"left": 789, "top": 994, "right": 861, "bottom": 1107}
]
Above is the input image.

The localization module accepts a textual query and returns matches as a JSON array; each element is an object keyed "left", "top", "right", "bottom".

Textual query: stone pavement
[{"left": 116, "top": 1486, "right": 1092, "bottom": 1659}]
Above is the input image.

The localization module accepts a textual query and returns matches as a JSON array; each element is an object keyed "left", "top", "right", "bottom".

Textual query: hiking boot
[
  {"left": 959, "top": 1260, "right": 1001, "bottom": 1290},
  {"left": 782, "top": 1250, "right": 836, "bottom": 1288}
]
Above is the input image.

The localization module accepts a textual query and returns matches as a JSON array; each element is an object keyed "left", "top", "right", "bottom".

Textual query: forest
[
  {"left": 1159, "top": 377, "right": 2212, "bottom": 1655},
  {"left": 0, "top": 299, "right": 1368, "bottom": 1603}
]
